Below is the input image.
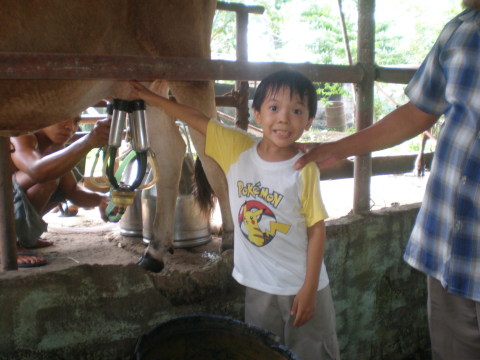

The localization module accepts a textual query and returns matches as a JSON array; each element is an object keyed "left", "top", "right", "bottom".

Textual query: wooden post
[
  {"left": 234, "top": 8, "right": 251, "bottom": 130},
  {"left": 216, "top": 2, "right": 264, "bottom": 130},
  {"left": 235, "top": 9, "right": 250, "bottom": 130},
  {"left": 354, "top": 0, "right": 375, "bottom": 214},
  {"left": 0, "top": 137, "right": 18, "bottom": 270}
]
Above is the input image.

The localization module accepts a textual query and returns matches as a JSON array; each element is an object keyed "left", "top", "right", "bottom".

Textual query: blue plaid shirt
[{"left": 403, "top": 9, "right": 480, "bottom": 301}]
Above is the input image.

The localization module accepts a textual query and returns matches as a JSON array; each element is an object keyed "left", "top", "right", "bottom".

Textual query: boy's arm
[
  {"left": 129, "top": 81, "right": 210, "bottom": 136},
  {"left": 59, "top": 171, "right": 111, "bottom": 222},
  {"left": 291, "top": 220, "right": 326, "bottom": 328},
  {"left": 11, "top": 119, "right": 110, "bottom": 183}
]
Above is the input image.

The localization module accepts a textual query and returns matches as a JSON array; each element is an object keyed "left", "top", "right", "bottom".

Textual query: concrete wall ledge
[
  {"left": 325, "top": 203, "right": 429, "bottom": 359},
  {"left": 0, "top": 203, "right": 429, "bottom": 360}
]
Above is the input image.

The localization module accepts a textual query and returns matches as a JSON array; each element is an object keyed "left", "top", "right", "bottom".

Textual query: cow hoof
[{"left": 136, "top": 252, "right": 164, "bottom": 273}]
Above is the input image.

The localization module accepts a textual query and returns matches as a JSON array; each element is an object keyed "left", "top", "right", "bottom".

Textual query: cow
[{"left": 0, "top": 0, "right": 234, "bottom": 272}]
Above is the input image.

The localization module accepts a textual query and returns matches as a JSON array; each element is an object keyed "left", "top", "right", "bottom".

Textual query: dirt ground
[
  {"left": 9, "top": 172, "right": 429, "bottom": 277},
  {"left": 9, "top": 207, "right": 222, "bottom": 278}
]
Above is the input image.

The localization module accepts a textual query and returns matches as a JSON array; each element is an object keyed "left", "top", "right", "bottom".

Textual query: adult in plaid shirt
[{"left": 294, "top": 1, "right": 480, "bottom": 358}]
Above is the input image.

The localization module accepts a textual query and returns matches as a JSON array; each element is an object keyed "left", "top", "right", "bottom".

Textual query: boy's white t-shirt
[{"left": 206, "top": 121, "right": 329, "bottom": 296}]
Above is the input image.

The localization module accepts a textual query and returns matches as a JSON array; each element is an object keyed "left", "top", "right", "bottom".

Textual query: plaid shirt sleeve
[{"left": 403, "top": 10, "right": 480, "bottom": 301}]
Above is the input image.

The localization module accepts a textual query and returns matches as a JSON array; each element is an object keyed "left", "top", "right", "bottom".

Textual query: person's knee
[
  {"left": 35, "top": 179, "right": 60, "bottom": 198},
  {"left": 25, "top": 179, "right": 61, "bottom": 213}
]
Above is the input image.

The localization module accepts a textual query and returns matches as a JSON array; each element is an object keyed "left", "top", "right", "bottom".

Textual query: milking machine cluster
[{"left": 91, "top": 99, "right": 158, "bottom": 221}]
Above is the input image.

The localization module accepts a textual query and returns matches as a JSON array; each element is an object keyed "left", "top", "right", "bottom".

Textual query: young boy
[
  {"left": 11, "top": 115, "right": 113, "bottom": 267},
  {"left": 129, "top": 70, "right": 340, "bottom": 360}
]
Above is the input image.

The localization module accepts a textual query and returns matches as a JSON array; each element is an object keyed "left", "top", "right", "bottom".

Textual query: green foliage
[
  {"left": 317, "top": 82, "right": 348, "bottom": 105},
  {"left": 260, "top": 0, "right": 287, "bottom": 50},
  {"left": 301, "top": 3, "right": 355, "bottom": 65},
  {"left": 375, "top": 24, "right": 407, "bottom": 65},
  {"left": 211, "top": 10, "right": 237, "bottom": 59}
]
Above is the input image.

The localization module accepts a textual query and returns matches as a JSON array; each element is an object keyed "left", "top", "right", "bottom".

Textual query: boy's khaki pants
[{"left": 245, "top": 285, "right": 340, "bottom": 360}]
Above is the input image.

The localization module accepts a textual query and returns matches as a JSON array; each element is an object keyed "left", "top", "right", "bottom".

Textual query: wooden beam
[
  {"left": 376, "top": 66, "right": 417, "bottom": 84},
  {"left": 0, "top": 51, "right": 419, "bottom": 86},
  {"left": 0, "top": 52, "right": 364, "bottom": 83},
  {"left": 216, "top": 1, "right": 265, "bottom": 15},
  {"left": 320, "top": 153, "right": 433, "bottom": 180}
]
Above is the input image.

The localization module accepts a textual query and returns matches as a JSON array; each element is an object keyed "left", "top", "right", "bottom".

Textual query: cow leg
[
  {"left": 137, "top": 80, "right": 186, "bottom": 272},
  {"left": 168, "top": 80, "right": 234, "bottom": 251}
]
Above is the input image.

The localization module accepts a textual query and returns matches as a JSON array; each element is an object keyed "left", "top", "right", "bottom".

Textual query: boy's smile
[{"left": 254, "top": 86, "right": 313, "bottom": 161}]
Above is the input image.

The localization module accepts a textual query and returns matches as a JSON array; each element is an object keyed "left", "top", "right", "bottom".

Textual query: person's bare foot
[
  {"left": 65, "top": 204, "right": 79, "bottom": 216},
  {"left": 17, "top": 248, "right": 47, "bottom": 268},
  {"left": 25, "top": 239, "right": 53, "bottom": 249},
  {"left": 59, "top": 203, "right": 79, "bottom": 217}
]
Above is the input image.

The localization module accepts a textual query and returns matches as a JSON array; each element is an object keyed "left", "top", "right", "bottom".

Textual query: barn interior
[{"left": 0, "top": 1, "right": 435, "bottom": 359}]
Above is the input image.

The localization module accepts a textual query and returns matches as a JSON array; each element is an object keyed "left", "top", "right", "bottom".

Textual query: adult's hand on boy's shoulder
[
  {"left": 293, "top": 142, "right": 319, "bottom": 155},
  {"left": 293, "top": 142, "right": 343, "bottom": 171}
]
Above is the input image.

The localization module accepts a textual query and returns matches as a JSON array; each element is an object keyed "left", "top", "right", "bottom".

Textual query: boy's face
[
  {"left": 43, "top": 116, "right": 80, "bottom": 145},
  {"left": 254, "top": 86, "right": 313, "bottom": 151}
]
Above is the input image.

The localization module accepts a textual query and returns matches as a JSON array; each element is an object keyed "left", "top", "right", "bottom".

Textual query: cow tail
[{"left": 193, "top": 157, "right": 216, "bottom": 216}]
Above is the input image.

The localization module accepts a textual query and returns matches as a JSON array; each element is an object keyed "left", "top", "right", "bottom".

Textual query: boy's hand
[
  {"left": 86, "top": 118, "right": 111, "bottom": 148},
  {"left": 129, "top": 81, "right": 159, "bottom": 103},
  {"left": 291, "top": 285, "right": 316, "bottom": 328},
  {"left": 98, "top": 195, "right": 119, "bottom": 222}
]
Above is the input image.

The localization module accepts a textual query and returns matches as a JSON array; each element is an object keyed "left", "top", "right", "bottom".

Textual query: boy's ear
[
  {"left": 253, "top": 109, "right": 262, "bottom": 124},
  {"left": 305, "top": 117, "right": 314, "bottom": 130}
]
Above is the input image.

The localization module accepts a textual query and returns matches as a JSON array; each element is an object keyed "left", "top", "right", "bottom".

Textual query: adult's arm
[
  {"left": 11, "top": 119, "right": 110, "bottom": 183},
  {"left": 59, "top": 171, "right": 110, "bottom": 222},
  {"left": 294, "top": 101, "right": 439, "bottom": 170}
]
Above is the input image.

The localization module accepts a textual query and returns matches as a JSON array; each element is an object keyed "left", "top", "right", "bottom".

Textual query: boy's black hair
[{"left": 252, "top": 70, "right": 317, "bottom": 119}]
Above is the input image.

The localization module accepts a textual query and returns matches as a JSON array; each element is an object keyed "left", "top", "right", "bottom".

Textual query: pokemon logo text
[{"left": 237, "top": 181, "right": 284, "bottom": 208}]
